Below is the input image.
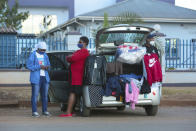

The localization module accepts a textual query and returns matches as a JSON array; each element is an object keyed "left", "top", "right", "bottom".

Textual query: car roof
[
  {"left": 46, "top": 50, "right": 74, "bottom": 54},
  {"left": 97, "top": 25, "right": 154, "bottom": 34}
]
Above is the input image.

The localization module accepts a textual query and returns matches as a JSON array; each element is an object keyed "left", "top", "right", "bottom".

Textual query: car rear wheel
[
  {"left": 80, "top": 96, "right": 91, "bottom": 117},
  {"left": 144, "top": 105, "right": 158, "bottom": 116}
]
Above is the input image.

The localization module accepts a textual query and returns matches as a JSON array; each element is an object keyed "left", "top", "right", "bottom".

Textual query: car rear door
[{"left": 47, "top": 52, "right": 72, "bottom": 103}]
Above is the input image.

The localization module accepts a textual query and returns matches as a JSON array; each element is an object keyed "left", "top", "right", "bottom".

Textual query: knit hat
[
  {"left": 147, "top": 34, "right": 156, "bottom": 39},
  {"left": 37, "top": 41, "right": 47, "bottom": 50}
]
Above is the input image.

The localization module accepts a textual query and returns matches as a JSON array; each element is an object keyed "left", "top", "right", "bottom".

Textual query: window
[
  {"left": 99, "top": 32, "right": 145, "bottom": 45},
  {"left": 48, "top": 54, "right": 66, "bottom": 71},
  {"left": 165, "top": 38, "right": 180, "bottom": 58},
  {"left": 192, "top": 39, "right": 196, "bottom": 43},
  {"left": 21, "top": 15, "right": 57, "bottom": 34}
]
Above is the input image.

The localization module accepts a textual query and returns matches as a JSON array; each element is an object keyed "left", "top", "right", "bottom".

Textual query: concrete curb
[{"left": 1, "top": 100, "right": 196, "bottom": 107}]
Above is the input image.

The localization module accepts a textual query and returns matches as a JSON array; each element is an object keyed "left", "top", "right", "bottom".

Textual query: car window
[
  {"left": 48, "top": 54, "right": 66, "bottom": 71},
  {"left": 99, "top": 32, "right": 146, "bottom": 45}
]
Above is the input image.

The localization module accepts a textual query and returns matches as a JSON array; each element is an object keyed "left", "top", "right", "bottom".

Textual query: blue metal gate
[
  {"left": 165, "top": 39, "right": 196, "bottom": 69},
  {"left": 4, "top": 34, "right": 94, "bottom": 69},
  {"left": 0, "top": 34, "right": 17, "bottom": 68}
]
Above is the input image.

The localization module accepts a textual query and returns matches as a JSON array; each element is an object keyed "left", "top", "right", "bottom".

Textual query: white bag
[{"left": 116, "top": 45, "right": 146, "bottom": 64}]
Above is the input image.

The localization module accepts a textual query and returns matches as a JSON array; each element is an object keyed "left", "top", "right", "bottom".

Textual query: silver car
[
  {"left": 80, "top": 25, "right": 162, "bottom": 116},
  {"left": 47, "top": 25, "right": 162, "bottom": 117}
]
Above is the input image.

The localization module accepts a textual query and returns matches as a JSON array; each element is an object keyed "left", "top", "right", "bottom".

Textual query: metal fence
[
  {"left": 0, "top": 34, "right": 17, "bottom": 68},
  {"left": 0, "top": 34, "right": 95, "bottom": 69},
  {"left": 165, "top": 39, "right": 196, "bottom": 70},
  {"left": 1, "top": 34, "right": 195, "bottom": 70}
]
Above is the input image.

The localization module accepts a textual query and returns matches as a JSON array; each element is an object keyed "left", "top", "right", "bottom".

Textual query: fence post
[
  {"left": 186, "top": 40, "right": 188, "bottom": 68},
  {"left": 193, "top": 41, "right": 195, "bottom": 68},
  {"left": 190, "top": 40, "right": 192, "bottom": 69},
  {"left": 183, "top": 40, "right": 185, "bottom": 68},
  {"left": 6, "top": 36, "right": 8, "bottom": 67},
  {"left": 168, "top": 40, "right": 171, "bottom": 68}
]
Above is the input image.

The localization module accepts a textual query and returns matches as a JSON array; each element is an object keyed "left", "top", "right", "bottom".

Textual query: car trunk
[
  {"left": 95, "top": 26, "right": 153, "bottom": 98},
  {"left": 96, "top": 26, "right": 153, "bottom": 77}
]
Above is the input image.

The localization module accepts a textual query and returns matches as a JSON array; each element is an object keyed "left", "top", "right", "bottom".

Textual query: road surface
[{"left": 0, "top": 106, "right": 195, "bottom": 131}]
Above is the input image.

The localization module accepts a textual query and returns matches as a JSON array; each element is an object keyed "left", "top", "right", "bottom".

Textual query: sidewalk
[{"left": 0, "top": 87, "right": 196, "bottom": 107}]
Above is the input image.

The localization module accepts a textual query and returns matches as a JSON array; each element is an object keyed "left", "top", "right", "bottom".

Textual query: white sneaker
[
  {"left": 32, "top": 112, "right": 40, "bottom": 117},
  {"left": 42, "top": 111, "right": 51, "bottom": 117}
]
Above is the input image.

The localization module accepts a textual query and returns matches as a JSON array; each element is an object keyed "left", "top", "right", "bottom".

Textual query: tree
[
  {"left": 103, "top": 12, "right": 109, "bottom": 28},
  {"left": 0, "top": 0, "right": 29, "bottom": 30},
  {"left": 112, "top": 12, "right": 143, "bottom": 25},
  {"left": 92, "top": 12, "right": 143, "bottom": 40}
]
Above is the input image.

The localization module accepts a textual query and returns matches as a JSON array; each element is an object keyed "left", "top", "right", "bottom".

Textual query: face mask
[
  {"left": 77, "top": 43, "right": 83, "bottom": 48},
  {"left": 150, "top": 41, "right": 155, "bottom": 46},
  {"left": 38, "top": 50, "right": 45, "bottom": 54}
]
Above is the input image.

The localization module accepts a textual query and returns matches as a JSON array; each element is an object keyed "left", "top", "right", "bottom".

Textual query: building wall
[
  {"left": 134, "top": 23, "right": 196, "bottom": 40},
  {"left": 18, "top": 7, "right": 69, "bottom": 34},
  {"left": 74, "top": 21, "right": 196, "bottom": 40},
  {"left": 8, "top": 0, "right": 74, "bottom": 19},
  {"left": 116, "top": 0, "right": 175, "bottom": 4},
  {"left": 164, "top": 71, "right": 196, "bottom": 83}
]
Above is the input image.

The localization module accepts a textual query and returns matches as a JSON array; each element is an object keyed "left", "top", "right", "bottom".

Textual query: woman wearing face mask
[
  {"left": 144, "top": 34, "right": 159, "bottom": 57},
  {"left": 59, "top": 36, "right": 90, "bottom": 117}
]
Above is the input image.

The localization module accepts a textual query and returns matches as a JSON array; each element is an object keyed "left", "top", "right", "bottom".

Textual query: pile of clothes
[{"left": 83, "top": 45, "right": 162, "bottom": 109}]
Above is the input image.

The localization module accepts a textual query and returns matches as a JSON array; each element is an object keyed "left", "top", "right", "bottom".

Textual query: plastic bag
[{"left": 116, "top": 45, "right": 146, "bottom": 64}]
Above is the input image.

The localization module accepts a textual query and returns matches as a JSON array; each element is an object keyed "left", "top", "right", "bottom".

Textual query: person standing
[
  {"left": 26, "top": 41, "right": 51, "bottom": 117},
  {"left": 59, "top": 36, "right": 90, "bottom": 117},
  {"left": 144, "top": 34, "right": 159, "bottom": 57}
]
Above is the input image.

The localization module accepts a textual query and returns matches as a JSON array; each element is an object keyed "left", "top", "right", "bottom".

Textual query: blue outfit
[
  {"left": 26, "top": 51, "right": 50, "bottom": 84},
  {"left": 31, "top": 77, "right": 49, "bottom": 112},
  {"left": 26, "top": 51, "right": 50, "bottom": 113},
  {"left": 105, "top": 76, "right": 122, "bottom": 96},
  {"left": 120, "top": 77, "right": 132, "bottom": 93}
]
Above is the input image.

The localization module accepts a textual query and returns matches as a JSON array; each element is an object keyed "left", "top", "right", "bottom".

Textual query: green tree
[
  {"left": 92, "top": 12, "right": 143, "bottom": 40},
  {"left": 103, "top": 12, "right": 109, "bottom": 28},
  {"left": 0, "top": 0, "right": 29, "bottom": 30},
  {"left": 112, "top": 12, "right": 142, "bottom": 25}
]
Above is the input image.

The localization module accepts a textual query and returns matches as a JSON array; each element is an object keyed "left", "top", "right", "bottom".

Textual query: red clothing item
[
  {"left": 66, "top": 48, "right": 89, "bottom": 86},
  {"left": 144, "top": 53, "right": 162, "bottom": 86}
]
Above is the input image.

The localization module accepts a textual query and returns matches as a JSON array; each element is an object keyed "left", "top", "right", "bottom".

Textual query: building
[
  {"left": 8, "top": 0, "right": 118, "bottom": 34},
  {"left": 8, "top": 0, "right": 74, "bottom": 34},
  {"left": 40, "top": 0, "right": 196, "bottom": 85},
  {"left": 41, "top": 0, "right": 196, "bottom": 43},
  {"left": 8, "top": 0, "right": 176, "bottom": 34}
]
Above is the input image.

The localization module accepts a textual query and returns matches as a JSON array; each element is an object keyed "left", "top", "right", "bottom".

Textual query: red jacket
[
  {"left": 66, "top": 48, "right": 89, "bottom": 86},
  {"left": 144, "top": 53, "right": 162, "bottom": 86}
]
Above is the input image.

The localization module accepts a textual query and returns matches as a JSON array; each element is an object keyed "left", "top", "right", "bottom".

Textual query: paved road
[{"left": 0, "top": 106, "right": 196, "bottom": 131}]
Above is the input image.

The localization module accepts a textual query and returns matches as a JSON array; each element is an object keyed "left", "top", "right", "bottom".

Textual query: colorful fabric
[
  {"left": 36, "top": 52, "right": 45, "bottom": 76},
  {"left": 26, "top": 51, "right": 50, "bottom": 84},
  {"left": 125, "top": 79, "right": 140, "bottom": 110},
  {"left": 67, "top": 48, "right": 89, "bottom": 86},
  {"left": 143, "top": 53, "right": 162, "bottom": 86}
]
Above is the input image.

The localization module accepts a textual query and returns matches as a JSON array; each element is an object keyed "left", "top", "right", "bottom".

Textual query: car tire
[
  {"left": 117, "top": 106, "right": 126, "bottom": 111},
  {"left": 80, "top": 96, "right": 91, "bottom": 117},
  {"left": 144, "top": 105, "right": 158, "bottom": 116}
]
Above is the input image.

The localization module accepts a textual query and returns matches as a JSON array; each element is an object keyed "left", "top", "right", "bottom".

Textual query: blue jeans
[{"left": 31, "top": 76, "right": 49, "bottom": 113}]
